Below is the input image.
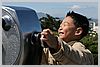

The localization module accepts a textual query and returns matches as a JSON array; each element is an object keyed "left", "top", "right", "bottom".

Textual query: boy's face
[{"left": 58, "top": 16, "right": 77, "bottom": 42}]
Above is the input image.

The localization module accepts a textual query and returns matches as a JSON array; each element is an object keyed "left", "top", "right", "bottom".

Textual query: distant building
[{"left": 89, "top": 20, "right": 98, "bottom": 37}]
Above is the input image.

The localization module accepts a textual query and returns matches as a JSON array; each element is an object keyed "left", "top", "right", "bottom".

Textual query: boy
[{"left": 40, "top": 11, "right": 94, "bottom": 64}]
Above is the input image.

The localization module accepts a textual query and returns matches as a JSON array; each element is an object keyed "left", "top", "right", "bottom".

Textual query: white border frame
[{"left": 1, "top": 0, "right": 99, "bottom": 67}]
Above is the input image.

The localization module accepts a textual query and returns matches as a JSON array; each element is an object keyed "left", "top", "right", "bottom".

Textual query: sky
[{"left": 2, "top": 2, "right": 98, "bottom": 19}]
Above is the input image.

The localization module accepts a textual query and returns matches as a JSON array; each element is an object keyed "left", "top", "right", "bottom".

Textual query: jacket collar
[{"left": 67, "top": 41, "right": 77, "bottom": 46}]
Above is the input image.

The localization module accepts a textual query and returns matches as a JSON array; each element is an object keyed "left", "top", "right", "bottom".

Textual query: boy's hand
[{"left": 40, "top": 29, "right": 59, "bottom": 49}]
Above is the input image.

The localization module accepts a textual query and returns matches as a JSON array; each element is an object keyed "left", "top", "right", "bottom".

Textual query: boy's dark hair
[{"left": 66, "top": 11, "right": 89, "bottom": 38}]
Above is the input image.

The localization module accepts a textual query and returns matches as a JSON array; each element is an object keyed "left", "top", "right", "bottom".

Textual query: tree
[
  {"left": 39, "top": 14, "right": 62, "bottom": 31},
  {"left": 80, "top": 31, "right": 98, "bottom": 65}
]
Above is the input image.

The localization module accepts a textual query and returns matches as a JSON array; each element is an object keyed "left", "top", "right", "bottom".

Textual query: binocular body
[{"left": 2, "top": 6, "right": 43, "bottom": 65}]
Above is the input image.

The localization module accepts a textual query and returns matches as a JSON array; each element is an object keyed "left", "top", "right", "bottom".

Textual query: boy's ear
[{"left": 75, "top": 27, "right": 83, "bottom": 36}]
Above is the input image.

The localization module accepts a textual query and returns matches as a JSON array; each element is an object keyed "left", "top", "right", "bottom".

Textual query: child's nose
[{"left": 58, "top": 25, "right": 62, "bottom": 31}]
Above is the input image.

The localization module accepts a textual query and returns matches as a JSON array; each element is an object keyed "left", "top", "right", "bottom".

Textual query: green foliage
[
  {"left": 80, "top": 31, "right": 98, "bottom": 65},
  {"left": 80, "top": 32, "right": 98, "bottom": 52},
  {"left": 39, "top": 14, "right": 62, "bottom": 31}
]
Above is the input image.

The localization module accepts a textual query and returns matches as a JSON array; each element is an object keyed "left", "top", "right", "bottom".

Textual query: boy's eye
[
  {"left": 63, "top": 22, "right": 69, "bottom": 26},
  {"left": 60, "top": 23, "right": 68, "bottom": 27},
  {"left": 63, "top": 24, "right": 67, "bottom": 26}
]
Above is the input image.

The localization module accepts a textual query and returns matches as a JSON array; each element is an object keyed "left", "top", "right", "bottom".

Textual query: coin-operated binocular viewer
[{"left": 2, "top": 6, "right": 43, "bottom": 65}]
